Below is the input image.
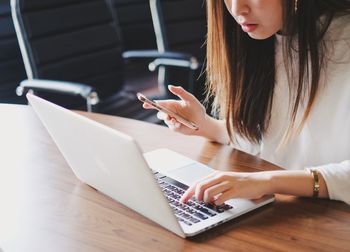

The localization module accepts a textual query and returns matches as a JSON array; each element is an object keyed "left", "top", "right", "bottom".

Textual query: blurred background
[{"left": 0, "top": 0, "right": 208, "bottom": 123}]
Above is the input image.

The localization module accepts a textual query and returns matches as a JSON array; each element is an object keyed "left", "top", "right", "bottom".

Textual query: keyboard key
[
  {"left": 194, "top": 205, "right": 217, "bottom": 217},
  {"left": 222, "top": 204, "right": 233, "bottom": 210},
  {"left": 205, "top": 203, "right": 233, "bottom": 213},
  {"left": 193, "top": 212, "right": 208, "bottom": 220},
  {"left": 204, "top": 203, "right": 225, "bottom": 213},
  {"left": 177, "top": 217, "right": 192, "bottom": 226},
  {"left": 190, "top": 217, "right": 200, "bottom": 223}
]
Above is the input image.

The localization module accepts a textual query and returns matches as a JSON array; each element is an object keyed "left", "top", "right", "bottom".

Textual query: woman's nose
[{"left": 230, "top": 0, "right": 250, "bottom": 18}]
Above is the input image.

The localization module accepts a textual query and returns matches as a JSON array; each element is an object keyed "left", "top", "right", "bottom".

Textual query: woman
[{"left": 142, "top": 0, "right": 350, "bottom": 205}]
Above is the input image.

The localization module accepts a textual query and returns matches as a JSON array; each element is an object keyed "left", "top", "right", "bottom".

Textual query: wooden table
[{"left": 0, "top": 104, "right": 349, "bottom": 252}]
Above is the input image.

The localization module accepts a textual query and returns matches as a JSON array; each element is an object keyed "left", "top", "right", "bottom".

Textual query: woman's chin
[{"left": 247, "top": 32, "right": 275, "bottom": 40}]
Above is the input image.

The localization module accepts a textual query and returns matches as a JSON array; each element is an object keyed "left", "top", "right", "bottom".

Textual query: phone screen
[{"left": 137, "top": 93, "right": 198, "bottom": 130}]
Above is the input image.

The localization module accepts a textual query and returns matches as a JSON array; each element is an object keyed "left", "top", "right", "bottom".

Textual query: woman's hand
[
  {"left": 179, "top": 169, "right": 330, "bottom": 205},
  {"left": 180, "top": 171, "right": 273, "bottom": 205},
  {"left": 142, "top": 85, "right": 208, "bottom": 136},
  {"left": 142, "top": 85, "right": 231, "bottom": 144}
]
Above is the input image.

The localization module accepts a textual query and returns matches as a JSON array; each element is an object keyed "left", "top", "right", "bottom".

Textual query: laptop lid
[{"left": 26, "top": 93, "right": 186, "bottom": 238}]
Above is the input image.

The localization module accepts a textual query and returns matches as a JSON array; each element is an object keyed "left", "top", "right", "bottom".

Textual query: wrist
[
  {"left": 259, "top": 170, "right": 294, "bottom": 195},
  {"left": 249, "top": 172, "right": 275, "bottom": 196},
  {"left": 201, "top": 116, "right": 230, "bottom": 144},
  {"left": 264, "top": 170, "right": 329, "bottom": 198},
  {"left": 268, "top": 171, "right": 281, "bottom": 195}
]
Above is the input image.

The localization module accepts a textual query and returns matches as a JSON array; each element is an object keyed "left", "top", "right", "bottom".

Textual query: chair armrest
[
  {"left": 122, "top": 50, "right": 193, "bottom": 61},
  {"left": 16, "top": 79, "right": 100, "bottom": 111},
  {"left": 123, "top": 49, "right": 200, "bottom": 71},
  {"left": 17, "top": 79, "right": 94, "bottom": 98},
  {"left": 148, "top": 58, "right": 200, "bottom": 71}
]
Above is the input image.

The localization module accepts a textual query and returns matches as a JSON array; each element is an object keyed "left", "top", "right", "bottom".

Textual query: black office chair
[
  {"left": 108, "top": 0, "right": 201, "bottom": 98},
  {"left": 11, "top": 0, "right": 198, "bottom": 122},
  {"left": 148, "top": 0, "right": 207, "bottom": 101},
  {"left": 0, "top": 0, "right": 26, "bottom": 104}
]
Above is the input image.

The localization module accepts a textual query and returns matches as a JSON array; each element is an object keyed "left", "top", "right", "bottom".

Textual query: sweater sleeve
[{"left": 308, "top": 160, "right": 350, "bottom": 205}]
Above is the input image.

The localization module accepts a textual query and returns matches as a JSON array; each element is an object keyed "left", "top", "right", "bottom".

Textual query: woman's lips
[{"left": 241, "top": 23, "right": 258, "bottom": 32}]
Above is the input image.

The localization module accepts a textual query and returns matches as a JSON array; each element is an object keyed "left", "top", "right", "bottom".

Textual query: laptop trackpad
[{"left": 167, "top": 163, "right": 214, "bottom": 186}]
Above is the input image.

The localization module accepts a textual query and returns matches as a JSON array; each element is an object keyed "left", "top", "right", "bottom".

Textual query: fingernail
[{"left": 168, "top": 85, "right": 174, "bottom": 89}]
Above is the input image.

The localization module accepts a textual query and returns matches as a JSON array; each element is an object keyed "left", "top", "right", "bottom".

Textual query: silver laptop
[{"left": 27, "top": 93, "right": 274, "bottom": 238}]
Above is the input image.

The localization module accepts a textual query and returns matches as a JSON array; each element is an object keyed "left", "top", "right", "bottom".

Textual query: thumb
[{"left": 168, "top": 85, "right": 196, "bottom": 103}]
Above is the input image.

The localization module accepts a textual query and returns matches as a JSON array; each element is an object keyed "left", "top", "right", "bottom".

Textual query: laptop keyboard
[{"left": 154, "top": 172, "right": 233, "bottom": 226}]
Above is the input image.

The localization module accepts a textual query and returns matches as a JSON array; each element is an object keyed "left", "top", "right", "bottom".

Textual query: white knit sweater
[{"left": 232, "top": 14, "right": 350, "bottom": 205}]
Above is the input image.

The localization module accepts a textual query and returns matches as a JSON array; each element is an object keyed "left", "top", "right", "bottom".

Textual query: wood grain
[{"left": 0, "top": 104, "right": 349, "bottom": 252}]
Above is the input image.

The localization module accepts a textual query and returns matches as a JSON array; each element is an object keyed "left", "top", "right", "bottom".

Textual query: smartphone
[{"left": 137, "top": 92, "right": 198, "bottom": 130}]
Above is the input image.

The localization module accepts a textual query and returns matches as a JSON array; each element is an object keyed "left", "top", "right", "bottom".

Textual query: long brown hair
[{"left": 206, "top": 0, "right": 350, "bottom": 144}]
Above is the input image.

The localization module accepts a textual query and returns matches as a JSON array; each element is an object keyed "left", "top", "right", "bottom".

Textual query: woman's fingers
[
  {"left": 140, "top": 89, "right": 203, "bottom": 134},
  {"left": 156, "top": 111, "right": 169, "bottom": 121},
  {"left": 165, "top": 118, "right": 181, "bottom": 130},
  {"left": 168, "top": 85, "right": 197, "bottom": 103},
  {"left": 201, "top": 181, "right": 231, "bottom": 203},
  {"left": 194, "top": 176, "right": 227, "bottom": 202},
  {"left": 142, "top": 102, "right": 153, "bottom": 109},
  {"left": 156, "top": 112, "right": 182, "bottom": 130},
  {"left": 180, "top": 172, "right": 219, "bottom": 203},
  {"left": 179, "top": 185, "right": 196, "bottom": 203},
  {"left": 214, "top": 190, "right": 235, "bottom": 206}
]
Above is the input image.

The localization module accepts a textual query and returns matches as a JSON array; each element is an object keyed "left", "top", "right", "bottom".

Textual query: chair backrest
[
  {"left": 0, "top": 0, "right": 27, "bottom": 104},
  {"left": 152, "top": 0, "right": 207, "bottom": 102},
  {"left": 157, "top": 0, "right": 206, "bottom": 62},
  {"left": 11, "top": 0, "right": 125, "bottom": 99},
  {"left": 109, "top": 0, "right": 156, "bottom": 51}
]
